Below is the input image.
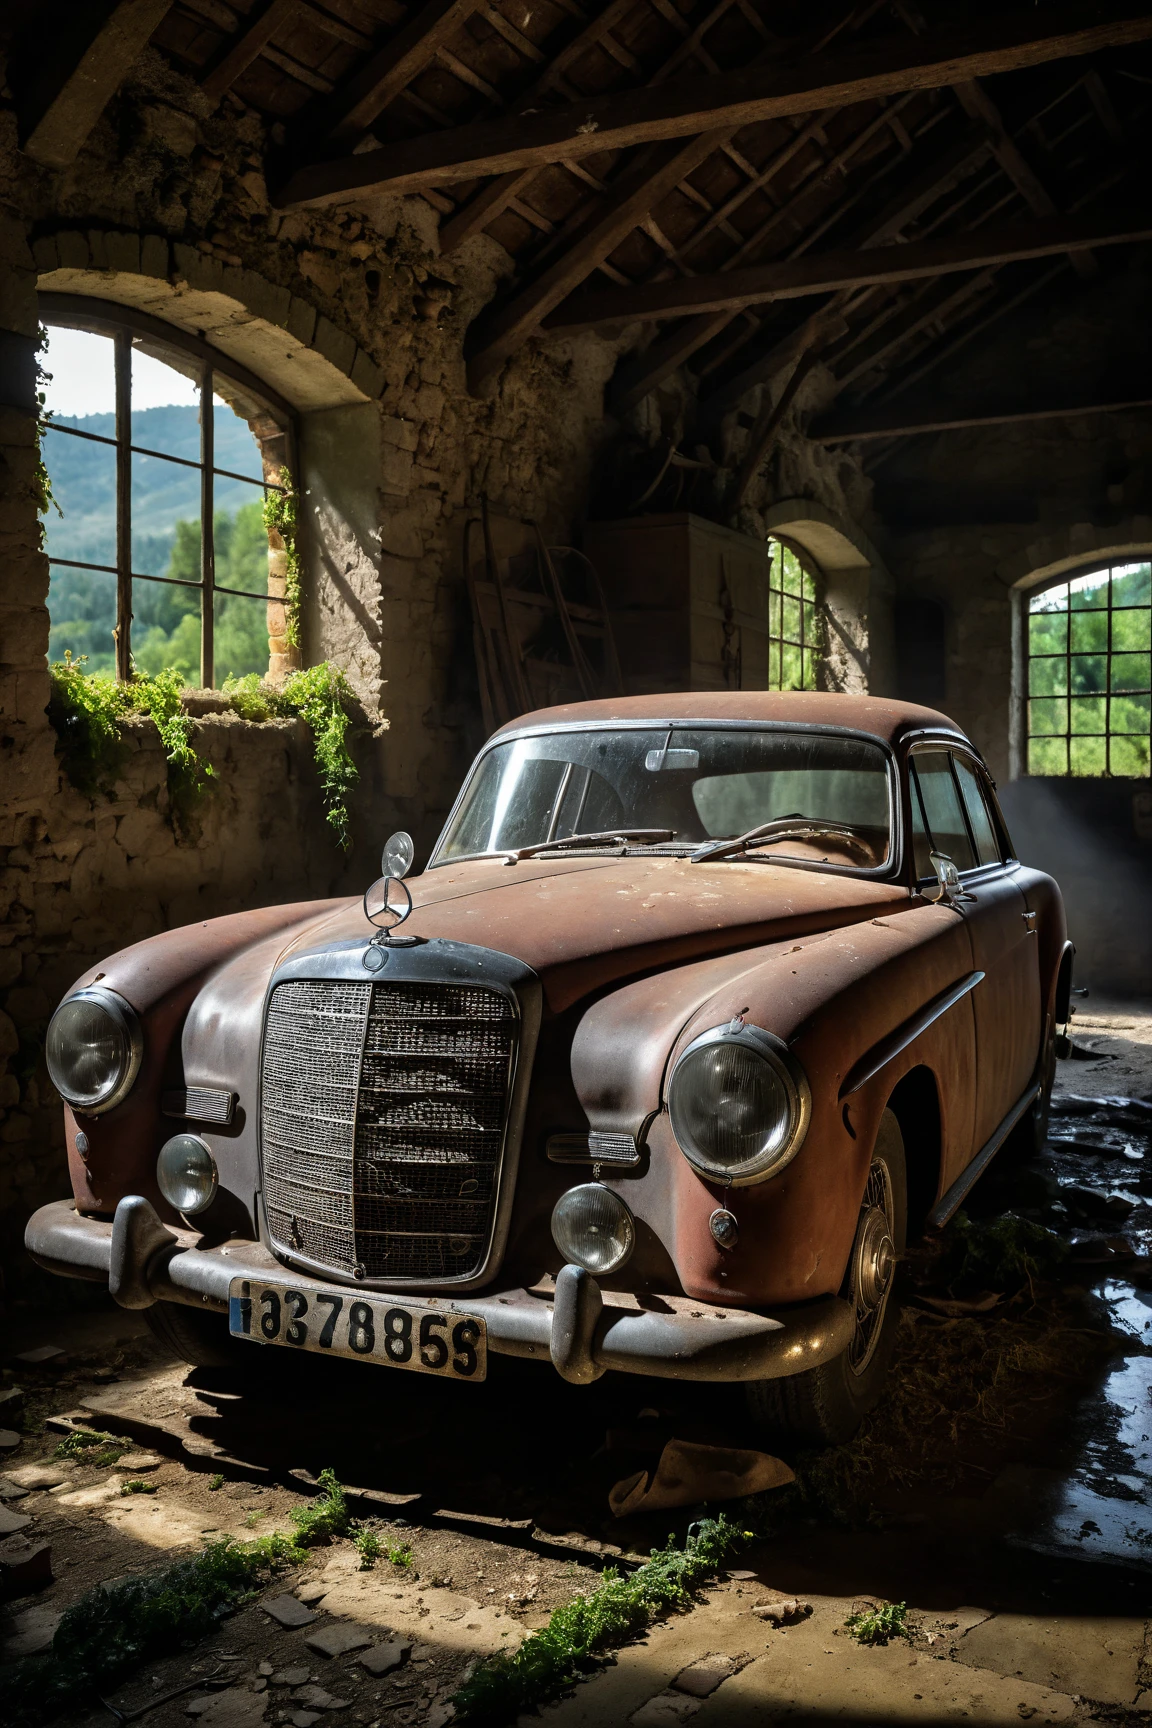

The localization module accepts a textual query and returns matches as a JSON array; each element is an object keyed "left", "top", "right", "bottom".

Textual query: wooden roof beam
[
  {"left": 275, "top": 4, "right": 1152, "bottom": 205},
  {"left": 22, "top": 0, "right": 174, "bottom": 168},
  {"left": 313, "top": 0, "right": 482, "bottom": 146},
  {"left": 809, "top": 376, "right": 1152, "bottom": 442},
  {"left": 544, "top": 209, "right": 1152, "bottom": 333},
  {"left": 202, "top": 0, "right": 301, "bottom": 101}
]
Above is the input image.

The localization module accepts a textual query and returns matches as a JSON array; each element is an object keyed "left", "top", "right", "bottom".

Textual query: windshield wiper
[
  {"left": 501, "top": 828, "right": 674, "bottom": 864},
  {"left": 692, "top": 817, "right": 870, "bottom": 864}
]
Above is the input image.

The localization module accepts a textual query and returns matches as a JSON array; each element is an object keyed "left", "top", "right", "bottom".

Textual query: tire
[
  {"left": 745, "top": 1109, "right": 908, "bottom": 1447},
  {"left": 144, "top": 1300, "right": 249, "bottom": 1368},
  {"left": 1002, "top": 1029, "right": 1056, "bottom": 1165}
]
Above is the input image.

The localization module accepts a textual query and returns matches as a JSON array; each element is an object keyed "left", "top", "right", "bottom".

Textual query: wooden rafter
[
  {"left": 202, "top": 0, "right": 301, "bottom": 101},
  {"left": 22, "top": 0, "right": 175, "bottom": 168},
  {"left": 275, "top": 5, "right": 1152, "bottom": 206},
  {"left": 809, "top": 375, "right": 1152, "bottom": 442},
  {"left": 543, "top": 209, "right": 1152, "bottom": 333}
]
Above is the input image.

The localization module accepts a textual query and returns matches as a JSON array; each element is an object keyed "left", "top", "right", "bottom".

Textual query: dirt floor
[{"left": 2, "top": 992, "right": 1150, "bottom": 1727}]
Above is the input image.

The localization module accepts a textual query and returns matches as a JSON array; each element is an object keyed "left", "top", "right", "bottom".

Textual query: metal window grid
[
  {"left": 41, "top": 299, "right": 294, "bottom": 689},
  {"left": 767, "top": 535, "right": 822, "bottom": 692},
  {"left": 1026, "top": 560, "right": 1152, "bottom": 777}
]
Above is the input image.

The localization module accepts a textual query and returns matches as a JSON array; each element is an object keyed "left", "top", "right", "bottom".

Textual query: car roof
[{"left": 491, "top": 690, "right": 969, "bottom": 750}]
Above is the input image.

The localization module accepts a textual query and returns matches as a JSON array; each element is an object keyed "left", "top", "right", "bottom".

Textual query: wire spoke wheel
[{"left": 847, "top": 1157, "right": 897, "bottom": 1376}]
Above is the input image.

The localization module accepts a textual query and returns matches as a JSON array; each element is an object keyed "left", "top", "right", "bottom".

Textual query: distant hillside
[{"left": 43, "top": 403, "right": 266, "bottom": 573}]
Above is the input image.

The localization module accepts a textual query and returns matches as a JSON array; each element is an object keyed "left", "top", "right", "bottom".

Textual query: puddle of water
[{"left": 1017, "top": 1279, "right": 1152, "bottom": 1570}]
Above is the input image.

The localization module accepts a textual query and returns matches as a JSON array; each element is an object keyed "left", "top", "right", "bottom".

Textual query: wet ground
[{"left": 2, "top": 994, "right": 1151, "bottom": 1726}]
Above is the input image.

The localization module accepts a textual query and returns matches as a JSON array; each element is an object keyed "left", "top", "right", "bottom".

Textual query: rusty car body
[{"left": 27, "top": 692, "right": 1071, "bottom": 1441}]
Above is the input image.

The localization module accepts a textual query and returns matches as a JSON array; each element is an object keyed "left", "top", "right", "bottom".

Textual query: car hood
[{"left": 282, "top": 854, "right": 910, "bottom": 1012}]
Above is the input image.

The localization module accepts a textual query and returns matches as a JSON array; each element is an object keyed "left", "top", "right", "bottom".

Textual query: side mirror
[
  {"left": 382, "top": 831, "right": 414, "bottom": 880},
  {"left": 927, "top": 850, "right": 962, "bottom": 904}
]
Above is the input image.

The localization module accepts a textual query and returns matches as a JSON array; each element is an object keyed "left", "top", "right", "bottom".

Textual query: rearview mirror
[{"left": 382, "top": 831, "right": 414, "bottom": 880}]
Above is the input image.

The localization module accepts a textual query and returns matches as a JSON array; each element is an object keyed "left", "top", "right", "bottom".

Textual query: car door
[{"left": 909, "top": 747, "right": 1042, "bottom": 1151}]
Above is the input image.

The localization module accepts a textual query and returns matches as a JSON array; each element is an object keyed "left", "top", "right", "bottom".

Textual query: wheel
[
  {"left": 1002, "top": 1027, "right": 1056, "bottom": 1165},
  {"left": 144, "top": 1300, "right": 249, "bottom": 1368},
  {"left": 745, "top": 1109, "right": 907, "bottom": 1447}
]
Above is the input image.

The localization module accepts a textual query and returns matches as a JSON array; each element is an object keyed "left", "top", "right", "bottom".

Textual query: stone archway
[{"left": 763, "top": 498, "right": 896, "bottom": 695}]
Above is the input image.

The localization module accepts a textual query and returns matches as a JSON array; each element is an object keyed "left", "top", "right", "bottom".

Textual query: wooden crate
[{"left": 583, "top": 514, "right": 770, "bottom": 694}]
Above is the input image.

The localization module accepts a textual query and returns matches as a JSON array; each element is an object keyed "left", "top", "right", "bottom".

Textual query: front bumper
[{"left": 25, "top": 1197, "right": 853, "bottom": 1386}]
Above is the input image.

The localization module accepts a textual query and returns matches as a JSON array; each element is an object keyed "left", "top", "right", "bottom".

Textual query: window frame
[
  {"left": 40, "top": 292, "right": 297, "bottom": 689},
  {"left": 766, "top": 534, "right": 824, "bottom": 692},
  {"left": 1024, "top": 556, "right": 1152, "bottom": 778},
  {"left": 906, "top": 741, "right": 1011, "bottom": 887}
]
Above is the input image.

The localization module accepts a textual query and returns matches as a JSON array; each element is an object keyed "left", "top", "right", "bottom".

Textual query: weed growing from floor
[
  {"left": 942, "top": 1210, "right": 1069, "bottom": 1296},
  {"left": 844, "top": 1600, "right": 909, "bottom": 1645},
  {"left": 289, "top": 1467, "right": 352, "bottom": 1543},
  {"left": 451, "top": 1515, "right": 746, "bottom": 1725},
  {"left": 5, "top": 1533, "right": 300, "bottom": 1727},
  {"left": 387, "top": 1540, "right": 413, "bottom": 1569},
  {"left": 354, "top": 1528, "right": 382, "bottom": 1569},
  {"left": 54, "top": 1427, "right": 126, "bottom": 1467},
  {"left": 208, "top": 1472, "right": 224, "bottom": 1491},
  {"left": 5, "top": 1471, "right": 378, "bottom": 1727},
  {"left": 120, "top": 1480, "right": 157, "bottom": 1496}
]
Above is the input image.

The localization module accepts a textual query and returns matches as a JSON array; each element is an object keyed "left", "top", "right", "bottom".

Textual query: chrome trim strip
[
  {"left": 928, "top": 1080, "right": 1042, "bottom": 1229},
  {"left": 838, "top": 970, "right": 985, "bottom": 1100}
]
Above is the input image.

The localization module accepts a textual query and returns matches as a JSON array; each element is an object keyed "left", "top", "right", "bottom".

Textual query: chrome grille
[{"left": 261, "top": 977, "right": 517, "bottom": 1282}]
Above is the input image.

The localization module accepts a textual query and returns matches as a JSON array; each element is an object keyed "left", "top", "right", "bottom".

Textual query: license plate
[{"left": 228, "top": 1277, "right": 486, "bottom": 1381}]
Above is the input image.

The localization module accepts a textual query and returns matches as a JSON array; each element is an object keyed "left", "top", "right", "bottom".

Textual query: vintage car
[{"left": 27, "top": 692, "right": 1071, "bottom": 1443}]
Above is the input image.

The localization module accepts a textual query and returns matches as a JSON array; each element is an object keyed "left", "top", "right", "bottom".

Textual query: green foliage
[
  {"left": 121, "top": 1480, "right": 158, "bottom": 1496},
  {"left": 289, "top": 1467, "right": 352, "bottom": 1544},
  {"left": 452, "top": 1516, "right": 746, "bottom": 1725},
  {"left": 943, "top": 1211, "right": 1069, "bottom": 1295},
  {"left": 5, "top": 1533, "right": 299, "bottom": 1728},
  {"left": 844, "top": 1600, "right": 909, "bottom": 1645},
  {"left": 48, "top": 656, "right": 214, "bottom": 831},
  {"left": 354, "top": 1528, "right": 382, "bottom": 1570},
  {"left": 33, "top": 325, "right": 62, "bottom": 549},
  {"left": 387, "top": 1540, "right": 413, "bottom": 1569},
  {"left": 48, "top": 655, "right": 362, "bottom": 849},
  {"left": 46, "top": 654, "right": 132, "bottom": 796},
  {"left": 224, "top": 663, "right": 361, "bottom": 849},
  {"left": 263, "top": 471, "right": 302, "bottom": 650},
  {"left": 208, "top": 1473, "right": 224, "bottom": 1491},
  {"left": 54, "top": 1426, "right": 127, "bottom": 1466}
]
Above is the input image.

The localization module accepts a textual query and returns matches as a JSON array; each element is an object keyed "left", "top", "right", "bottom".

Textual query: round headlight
[
  {"left": 551, "top": 1183, "right": 635, "bottom": 1275},
  {"left": 45, "top": 986, "right": 142, "bottom": 1114},
  {"left": 668, "top": 1024, "right": 810, "bottom": 1185},
  {"left": 157, "top": 1134, "right": 218, "bottom": 1216}
]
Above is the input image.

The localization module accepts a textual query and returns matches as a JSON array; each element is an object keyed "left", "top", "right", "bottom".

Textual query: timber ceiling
[{"left": 20, "top": 0, "right": 1152, "bottom": 433}]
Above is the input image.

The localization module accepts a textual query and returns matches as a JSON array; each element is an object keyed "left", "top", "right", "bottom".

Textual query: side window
[
  {"left": 910, "top": 752, "right": 977, "bottom": 873},
  {"left": 953, "top": 757, "right": 1001, "bottom": 866}
]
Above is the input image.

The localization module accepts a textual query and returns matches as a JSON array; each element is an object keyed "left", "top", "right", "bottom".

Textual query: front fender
[
  {"left": 58, "top": 900, "right": 350, "bottom": 1226},
  {"left": 568, "top": 901, "right": 976, "bottom": 1306}
]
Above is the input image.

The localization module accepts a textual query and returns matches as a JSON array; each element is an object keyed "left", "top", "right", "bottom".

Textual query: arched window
[
  {"left": 40, "top": 296, "right": 295, "bottom": 688},
  {"left": 1027, "top": 561, "right": 1151, "bottom": 776},
  {"left": 767, "top": 535, "right": 822, "bottom": 691}
]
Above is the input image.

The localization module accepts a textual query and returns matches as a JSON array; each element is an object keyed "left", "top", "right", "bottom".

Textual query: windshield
[{"left": 435, "top": 727, "right": 892, "bottom": 870}]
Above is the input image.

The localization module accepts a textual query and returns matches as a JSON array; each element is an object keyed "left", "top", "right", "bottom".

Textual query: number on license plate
[{"left": 228, "top": 1278, "right": 486, "bottom": 1380}]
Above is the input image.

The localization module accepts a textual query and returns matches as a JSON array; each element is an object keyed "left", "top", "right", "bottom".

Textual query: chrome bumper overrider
[{"left": 25, "top": 1197, "right": 853, "bottom": 1386}]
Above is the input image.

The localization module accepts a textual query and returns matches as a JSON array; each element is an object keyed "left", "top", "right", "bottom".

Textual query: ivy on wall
[
  {"left": 262, "top": 468, "right": 302, "bottom": 650},
  {"left": 48, "top": 657, "right": 362, "bottom": 849}
]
